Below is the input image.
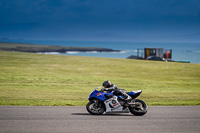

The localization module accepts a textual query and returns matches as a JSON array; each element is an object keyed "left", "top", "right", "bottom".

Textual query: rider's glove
[{"left": 101, "top": 88, "right": 107, "bottom": 91}]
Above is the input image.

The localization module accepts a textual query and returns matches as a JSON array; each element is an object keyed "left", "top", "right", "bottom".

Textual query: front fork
[{"left": 91, "top": 99, "right": 104, "bottom": 109}]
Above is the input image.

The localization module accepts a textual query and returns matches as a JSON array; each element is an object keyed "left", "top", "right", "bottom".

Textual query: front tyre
[
  {"left": 129, "top": 99, "right": 148, "bottom": 116},
  {"left": 86, "top": 100, "right": 105, "bottom": 115}
]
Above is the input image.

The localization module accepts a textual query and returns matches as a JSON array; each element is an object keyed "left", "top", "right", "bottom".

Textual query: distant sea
[{"left": 1, "top": 39, "right": 200, "bottom": 64}]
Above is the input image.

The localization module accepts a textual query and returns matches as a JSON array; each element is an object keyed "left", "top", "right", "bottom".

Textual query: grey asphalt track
[{"left": 0, "top": 106, "right": 200, "bottom": 133}]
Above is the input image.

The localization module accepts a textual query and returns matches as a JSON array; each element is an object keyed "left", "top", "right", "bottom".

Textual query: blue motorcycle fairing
[
  {"left": 128, "top": 90, "right": 142, "bottom": 99},
  {"left": 89, "top": 89, "right": 142, "bottom": 101},
  {"left": 88, "top": 89, "right": 114, "bottom": 101}
]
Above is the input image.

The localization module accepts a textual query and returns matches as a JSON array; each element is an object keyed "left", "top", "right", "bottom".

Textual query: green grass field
[{"left": 0, "top": 51, "right": 200, "bottom": 106}]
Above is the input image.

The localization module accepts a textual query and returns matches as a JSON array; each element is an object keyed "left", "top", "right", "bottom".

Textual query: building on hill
[{"left": 127, "top": 48, "right": 172, "bottom": 61}]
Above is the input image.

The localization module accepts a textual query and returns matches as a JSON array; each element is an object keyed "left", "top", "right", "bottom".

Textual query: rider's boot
[
  {"left": 123, "top": 94, "right": 132, "bottom": 109},
  {"left": 122, "top": 93, "right": 132, "bottom": 101}
]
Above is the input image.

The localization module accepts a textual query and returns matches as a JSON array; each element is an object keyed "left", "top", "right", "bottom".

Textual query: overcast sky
[{"left": 0, "top": 0, "right": 200, "bottom": 42}]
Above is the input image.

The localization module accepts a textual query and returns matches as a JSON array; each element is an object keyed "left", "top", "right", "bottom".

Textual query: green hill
[{"left": 0, "top": 51, "right": 199, "bottom": 106}]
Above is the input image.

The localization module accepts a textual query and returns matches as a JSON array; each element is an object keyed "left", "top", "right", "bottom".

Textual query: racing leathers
[{"left": 101, "top": 84, "right": 131, "bottom": 101}]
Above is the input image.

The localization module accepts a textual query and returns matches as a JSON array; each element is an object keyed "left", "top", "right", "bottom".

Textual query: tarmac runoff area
[{"left": 0, "top": 106, "right": 200, "bottom": 133}]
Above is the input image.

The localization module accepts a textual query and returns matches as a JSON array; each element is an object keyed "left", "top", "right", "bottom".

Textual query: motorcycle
[{"left": 86, "top": 87, "right": 148, "bottom": 116}]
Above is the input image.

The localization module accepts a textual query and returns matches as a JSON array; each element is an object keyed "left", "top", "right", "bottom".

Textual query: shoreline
[{"left": 0, "top": 42, "right": 121, "bottom": 53}]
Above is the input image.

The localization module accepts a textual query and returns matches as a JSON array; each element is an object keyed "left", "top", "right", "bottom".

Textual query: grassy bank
[{"left": 0, "top": 51, "right": 200, "bottom": 106}]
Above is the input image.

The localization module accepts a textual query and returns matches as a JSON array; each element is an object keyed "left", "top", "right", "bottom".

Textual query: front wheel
[
  {"left": 86, "top": 100, "right": 105, "bottom": 115},
  {"left": 129, "top": 99, "right": 148, "bottom": 116}
]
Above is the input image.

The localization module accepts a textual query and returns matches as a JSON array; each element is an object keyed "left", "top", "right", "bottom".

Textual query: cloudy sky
[{"left": 0, "top": 0, "right": 200, "bottom": 42}]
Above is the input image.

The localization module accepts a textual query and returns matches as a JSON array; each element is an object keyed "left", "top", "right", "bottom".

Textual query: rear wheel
[
  {"left": 86, "top": 100, "right": 105, "bottom": 115},
  {"left": 129, "top": 99, "right": 148, "bottom": 116}
]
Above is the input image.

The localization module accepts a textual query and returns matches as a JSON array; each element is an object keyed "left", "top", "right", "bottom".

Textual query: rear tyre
[
  {"left": 129, "top": 99, "right": 148, "bottom": 116},
  {"left": 86, "top": 100, "right": 105, "bottom": 115}
]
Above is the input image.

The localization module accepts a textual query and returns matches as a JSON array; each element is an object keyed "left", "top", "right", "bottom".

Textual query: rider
[{"left": 101, "top": 80, "right": 132, "bottom": 101}]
